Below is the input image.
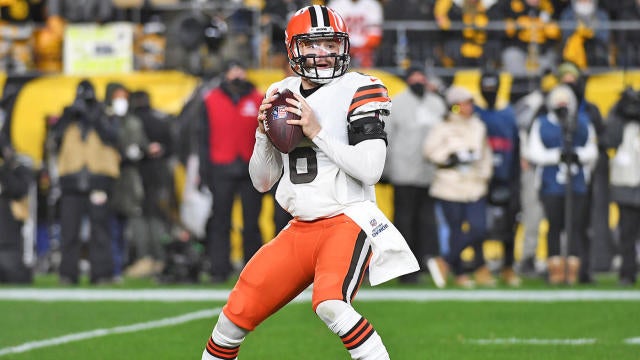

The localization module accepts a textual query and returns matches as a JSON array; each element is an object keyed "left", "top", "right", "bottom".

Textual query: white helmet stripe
[{"left": 311, "top": 5, "right": 327, "bottom": 27}]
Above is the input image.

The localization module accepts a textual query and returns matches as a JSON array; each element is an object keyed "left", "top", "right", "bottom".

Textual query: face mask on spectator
[
  {"left": 112, "top": 98, "right": 129, "bottom": 116},
  {"left": 481, "top": 89, "right": 498, "bottom": 109},
  {"left": 553, "top": 106, "right": 570, "bottom": 122},
  {"left": 574, "top": 2, "right": 595, "bottom": 17},
  {"left": 409, "top": 83, "right": 425, "bottom": 98}
]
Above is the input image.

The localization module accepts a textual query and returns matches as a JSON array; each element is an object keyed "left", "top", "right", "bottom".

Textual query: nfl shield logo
[
  {"left": 369, "top": 218, "right": 377, "bottom": 227},
  {"left": 273, "top": 105, "right": 287, "bottom": 120}
]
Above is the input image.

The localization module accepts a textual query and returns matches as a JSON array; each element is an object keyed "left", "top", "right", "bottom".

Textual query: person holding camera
[
  {"left": 50, "top": 79, "right": 120, "bottom": 285},
  {"left": 423, "top": 86, "right": 494, "bottom": 288},
  {"left": 0, "top": 132, "right": 34, "bottom": 283},
  {"left": 603, "top": 87, "right": 640, "bottom": 287},
  {"left": 557, "top": 61, "right": 608, "bottom": 284},
  {"left": 525, "top": 84, "right": 598, "bottom": 285}
]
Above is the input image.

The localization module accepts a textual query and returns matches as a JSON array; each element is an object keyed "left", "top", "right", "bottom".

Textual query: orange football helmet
[{"left": 285, "top": 5, "right": 350, "bottom": 84}]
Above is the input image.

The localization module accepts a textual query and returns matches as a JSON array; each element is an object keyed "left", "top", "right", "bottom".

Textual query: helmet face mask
[{"left": 286, "top": 6, "right": 350, "bottom": 84}]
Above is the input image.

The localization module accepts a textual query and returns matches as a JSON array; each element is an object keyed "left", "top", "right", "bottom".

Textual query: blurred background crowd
[{"left": 0, "top": 0, "right": 639, "bottom": 288}]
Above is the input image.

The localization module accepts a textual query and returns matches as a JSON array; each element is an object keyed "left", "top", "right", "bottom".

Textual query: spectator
[
  {"left": 499, "top": 0, "right": 562, "bottom": 76},
  {"left": 424, "top": 86, "right": 494, "bottom": 288},
  {"left": 616, "top": 0, "right": 640, "bottom": 67},
  {"left": 200, "top": 59, "right": 264, "bottom": 283},
  {"left": 560, "top": 0, "right": 611, "bottom": 68},
  {"left": 327, "top": 0, "right": 384, "bottom": 68},
  {"left": 379, "top": 0, "right": 438, "bottom": 67},
  {"left": 557, "top": 61, "right": 608, "bottom": 283},
  {"left": 105, "top": 83, "right": 160, "bottom": 280},
  {"left": 433, "top": 0, "right": 502, "bottom": 68},
  {"left": 474, "top": 70, "right": 522, "bottom": 287},
  {"left": 131, "top": 90, "right": 178, "bottom": 266},
  {"left": 604, "top": 86, "right": 640, "bottom": 287},
  {"left": 513, "top": 70, "right": 558, "bottom": 275},
  {"left": 383, "top": 65, "right": 447, "bottom": 283},
  {"left": 260, "top": 0, "right": 307, "bottom": 68},
  {"left": 0, "top": 132, "right": 34, "bottom": 283},
  {"left": 54, "top": 0, "right": 114, "bottom": 23},
  {"left": 34, "top": 10, "right": 65, "bottom": 73},
  {"left": 50, "top": 79, "right": 120, "bottom": 285},
  {"left": 525, "top": 84, "right": 598, "bottom": 285},
  {"left": 551, "top": 0, "right": 573, "bottom": 17}
]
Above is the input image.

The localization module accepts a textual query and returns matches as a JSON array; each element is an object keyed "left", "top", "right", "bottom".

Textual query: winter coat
[{"left": 423, "top": 112, "right": 493, "bottom": 202}]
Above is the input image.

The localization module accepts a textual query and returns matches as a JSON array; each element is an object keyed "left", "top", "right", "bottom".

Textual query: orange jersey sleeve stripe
[
  {"left": 353, "top": 87, "right": 387, "bottom": 99},
  {"left": 348, "top": 84, "right": 390, "bottom": 115},
  {"left": 348, "top": 96, "right": 391, "bottom": 114}
]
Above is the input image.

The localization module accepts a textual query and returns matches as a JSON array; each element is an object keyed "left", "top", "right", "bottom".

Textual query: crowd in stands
[
  {"left": 0, "top": 0, "right": 639, "bottom": 288},
  {"left": 378, "top": 0, "right": 640, "bottom": 73},
  {"left": 0, "top": 1, "right": 639, "bottom": 76}
]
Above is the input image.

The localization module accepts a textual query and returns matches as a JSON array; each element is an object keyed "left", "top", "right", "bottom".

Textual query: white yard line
[
  {"left": 624, "top": 337, "right": 640, "bottom": 345},
  {"left": 466, "top": 338, "right": 598, "bottom": 345},
  {"left": 1, "top": 289, "right": 640, "bottom": 302},
  {"left": 0, "top": 308, "right": 221, "bottom": 357}
]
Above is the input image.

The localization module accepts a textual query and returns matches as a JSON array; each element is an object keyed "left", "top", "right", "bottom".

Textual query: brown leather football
[{"left": 264, "top": 88, "right": 304, "bottom": 153}]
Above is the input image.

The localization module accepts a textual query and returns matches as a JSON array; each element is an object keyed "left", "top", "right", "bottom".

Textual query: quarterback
[{"left": 201, "top": 5, "right": 418, "bottom": 360}]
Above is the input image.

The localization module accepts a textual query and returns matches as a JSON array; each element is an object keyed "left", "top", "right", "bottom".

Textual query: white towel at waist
[{"left": 344, "top": 201, "right": 420, "bottom": 286}]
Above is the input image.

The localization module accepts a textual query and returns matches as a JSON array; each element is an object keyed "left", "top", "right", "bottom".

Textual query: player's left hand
[{"left": 286, "top": 93, "right": 321, "bottom": 139}]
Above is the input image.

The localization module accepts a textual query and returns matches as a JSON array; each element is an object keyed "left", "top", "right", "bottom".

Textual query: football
[{"left": 264, "top": 88, "right": 304, "bottom": 154}]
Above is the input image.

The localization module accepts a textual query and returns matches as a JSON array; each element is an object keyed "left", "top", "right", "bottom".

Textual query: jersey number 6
[{"left": 288, "top": 147, "right": 318, "bottom": 184}]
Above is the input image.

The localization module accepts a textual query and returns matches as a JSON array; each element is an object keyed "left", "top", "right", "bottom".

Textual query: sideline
[
  {"left": 0, "top": 308, "right": 221, "bottom": 357},
  {"left": 1, "top": 288, "right": 640, "bottom": 302}
]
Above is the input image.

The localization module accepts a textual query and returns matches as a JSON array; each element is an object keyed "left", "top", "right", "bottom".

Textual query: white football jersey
[{"left": 266, "top": 72, "right": 390, "bottom": 220}]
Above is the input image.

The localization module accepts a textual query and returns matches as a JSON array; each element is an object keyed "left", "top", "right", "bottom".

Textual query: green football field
[{"left": 1, "top": 275, "right": 639, "bottom": 360}]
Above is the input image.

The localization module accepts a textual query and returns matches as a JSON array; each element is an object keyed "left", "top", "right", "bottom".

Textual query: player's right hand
[{"left": 258, "top": 88, "right": 279, "bottom": 134}]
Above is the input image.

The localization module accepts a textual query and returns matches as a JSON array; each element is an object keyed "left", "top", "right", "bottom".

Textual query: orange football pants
[{"left": 222, "top": 214, "right": 371, "bottom": 331}]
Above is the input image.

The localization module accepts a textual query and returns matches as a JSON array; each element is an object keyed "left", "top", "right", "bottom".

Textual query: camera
[{"left": 617, "top": 87, "right": 640, "bottom": 120}]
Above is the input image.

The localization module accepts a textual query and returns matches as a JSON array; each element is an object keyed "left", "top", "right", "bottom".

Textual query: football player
[{"left": 201, "top": 5, "right": 418, "bottom": 360}]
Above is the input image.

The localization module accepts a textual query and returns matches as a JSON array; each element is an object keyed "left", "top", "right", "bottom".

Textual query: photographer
[
  {"left": 603, "top": 87, "right": 640, "bottom": 286},
  {"left": 0, "top": 132, "right": 33, "bottom": 283},
  {"left": 557, "top": 61, "right": 608, "bottom": 284},
  {"left": 50, "top": 79, "right": 120, "bottom": 285},
  {"left": 525, "top": 84, "right": 598, "bottom": 285}
]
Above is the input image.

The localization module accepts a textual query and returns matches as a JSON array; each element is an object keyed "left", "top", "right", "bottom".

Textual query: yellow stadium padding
[
  {"left": 585, "top": 71, "right": 640, "bottom": 117},
  {"left": 0, "top": 72, "right": 6, "bottom": 98}
]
